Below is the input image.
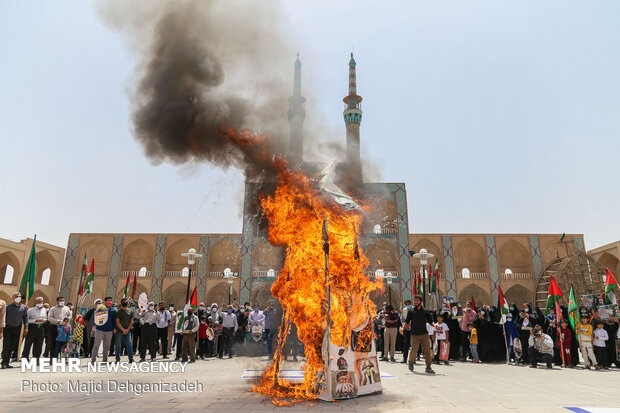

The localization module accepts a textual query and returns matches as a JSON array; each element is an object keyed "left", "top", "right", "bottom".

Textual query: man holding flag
[{"left": 180, "top": 287, "right": 199, "bottom": 363}]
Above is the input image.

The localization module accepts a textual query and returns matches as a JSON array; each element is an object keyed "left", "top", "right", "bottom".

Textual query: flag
[
  {"left": 555, "top": 300, "right": 562, "bottom": 324},
  {"left": 19, "top": 236, "right": 36, "bottom": 300},
  {"left": 546, "top": 274, "right": 564, "bottom": 313},
  {"left": 497, "top": 286, "right": 509, "bottom": 323},
  {"left": 122, "top": 271, "right": 131, "bottom": 298},
  {"left": 77, "top": 252, "right": 87, "bottom": 295},
  {"left": 430, "top": 259, "right": 438, "bottom": 293},
  {"left": 131, "top": 271, "right": 138, "bottom": 300},
  {"left": 412, "top": 269, "right": 418, "bottom": 296},
  {"left": 417, "top": 269, "right": 423, "bottom": 295},
  {"left": 176, "top": 287, "right": 198, "bottom": 330},
  {"left": 83, "top": 259, "right": 95, "bottom": 295},
  {"left": 471, "top": 296, "right": 476, "bottom": 312},
  {"left": 567, "top": 285, "right": 580, "bottom": 342},
  {"left": 603, "top": 268, "right": 618, "bottom": 305},
  {"left": 560, "top": 233, "right": 566, "bottom": 242}
]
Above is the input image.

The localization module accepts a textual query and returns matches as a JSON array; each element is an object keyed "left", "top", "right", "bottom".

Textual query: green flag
[
  {"left": 560, "top": 233, "right": 566, "bottom": 242},
  {"left": 567, "top": 285, "right": 580, "bottom": 343},
  {"left": 19, "top": 236, "right": 37, "bottom": 300}
]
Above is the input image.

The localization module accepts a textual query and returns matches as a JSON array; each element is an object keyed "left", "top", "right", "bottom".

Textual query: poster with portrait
[
  {"left": 94, "top": 304, "right": 108, "bottom": 326},
  {"left": 450, "top": 302, "right": 462, "bottom": 318},
  {"left": 442, "top": 296, "right": 455, "bottom": 314},
  {"left": 598, "top": 304, "right": 617, "bottom": 321},
  {"left": 581, "top": 294, "right": 598, "bottom": 309}
]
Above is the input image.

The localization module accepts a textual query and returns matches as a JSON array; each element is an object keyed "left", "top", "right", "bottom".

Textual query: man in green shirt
[{"left": 115, "top": 298, "right": 135, "bottom": 363}]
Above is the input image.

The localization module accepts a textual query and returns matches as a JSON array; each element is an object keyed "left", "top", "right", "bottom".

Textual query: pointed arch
[
  {"left": 250, "top": 283, "right": 274, "bottom": 308},
  {"left": 503, "top": 284, "right": 533, "bottom": 307},
  {"left": 208, "top": 239, "right": 242, "bottom": 273},
  {"left": 498, "top": 240, "right": 532, "bottom": 274},
  {"left": 0, "top": 251, "right": 20, "bottom": 285},
  {"left": 252, "top": 240, "right": 285, "bottom": 271},
  {"left": 454, "top": 239, "right": 487, "bottom": 273},
  {"left": 598, "top": 252, "right": 619, "bottom": 279},
  {"left": 457, "top": 284, "right": 491, "bottom": 307},
  {"left": 78, "top": 240, "right": 111, "bottom": 276},
  {"left": 364, "top": 239, "right": 398, "bottom": 271},
  {"left": 161, "top": 281, "right": 188, "bottom": 307},
  {"left": 165, "top": 239, "right": 197, "bottom": 273},
  {"left": 365, "top": 197, "right": 397, "bottom": 232},
  {"left": 121, "top": 239, "right": 154, "bottom": 272},
  {"left": 36, "top": 249, "right": 58, "bottom": 285},
  {"left": 206, "top": 281, "right": 238, "bottom": 307},
  {"left": 30, "top": 289, "right": 50, "bottom": 306}
]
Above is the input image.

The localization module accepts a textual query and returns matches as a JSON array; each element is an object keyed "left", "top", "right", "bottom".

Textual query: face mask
[
  {"left": 406, "top": 305, "right": 412, "bottom": 309},
  {"left": 169, "top": 307, "right": 174, "bottom": 311},
  {"left": 131, "top": 306, "right": 135, "bottom": 310},
  {"left": 187, "top": 311, "right": 193, "bottom": 316},
  {"left": 227, "top": 309, "right": 232, "bottom": 313},
  {"left": 58, "top": 301, "right": 65, "bottom": 306},
  {"left": 524, "top": 309, "right": 529, "bottom": 312},
  {"left": 121, "top": 302, "right": 128, "bottom": 308},
  {"left": 507, "top": 318, "right": 512, "bottom": 322},
  {"left": 36, "top": 303, "right": 43, "bottom": 308},
  {"left": 211, "top": 307, "right": 218, "bottom": 312},
  {"left": 509, "top": 307, "right": 515, "bottom": 311},
  {"left": 148, "top": 305, "right": 154, "bottom": 310},
  {"left": 106, "top": 302, "right": 112, "bottom": 307},
  {"left": 254, "top": 308, "right": 259, "bottom": 312},
  {"left": 14, "top": 297, "right": 22, "bottom": 304},
  {"left": 466, "top": 306, "right": 471, "bottom": 310},
  {"left": 382, "top": 306, "right": 386, "bottom": 310},
  {"left": 199, "top": 306, "right": 205, "bottom": 310}
]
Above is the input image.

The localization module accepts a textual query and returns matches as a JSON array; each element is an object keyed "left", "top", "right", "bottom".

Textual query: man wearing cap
[
  {"left": 1, "top": 292, "right": 27, "bottom": 369},
  {"left": 138, "top": 301, "right": 159, "bottom": 362},
  {"left": 91, "top": 296, "right": 116, "bottom": 363},
  {"left": 22, "top": 296, "right": 47, "bottom": 363}
]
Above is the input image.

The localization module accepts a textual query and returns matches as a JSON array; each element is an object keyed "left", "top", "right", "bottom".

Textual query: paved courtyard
[{"left": 1, "top": 356, "right": 619, "bottom": 413}]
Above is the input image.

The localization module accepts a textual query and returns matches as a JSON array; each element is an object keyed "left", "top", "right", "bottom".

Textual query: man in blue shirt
[{"left": 90, "top": 296, "right": 116, "bottom": 363}]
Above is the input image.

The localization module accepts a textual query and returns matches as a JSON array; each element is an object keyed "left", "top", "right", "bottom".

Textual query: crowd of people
[
  {"left": 1, "top": 290, "right": 618, "bottom": 373},
  {"left": 0, "top": 291, "right": 300, "bottom": 368},
  {"left": 374, "top": 295, "right": 620, "bottom": 372}
]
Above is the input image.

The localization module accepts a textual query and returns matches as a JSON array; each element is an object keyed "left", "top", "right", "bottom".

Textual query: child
[
  {"left": 198, "top": 316, "right": 208, "bottom": 359},
  {"left": 206, "top": 316, "right": 216, "bottom": 357},
  {"left": 468, "top": 322, "right": 480, "bottom": 363},
  {"left": 55, "top": 317, "right": 72, "bottom": 359},
  {"left": 593, "top": 320, "right": 609, "bottom": 369},
  {"left": 556, "top": 319, "right": 573, "bottom": 367},
  {"left": 433, "top": 314, "right": 450, "bottom": 365},
  {"left": 576, "top": 314, "right": 600, "bottom": 370},
  {"left": 504, "top": 313, "right": 519, "bottom": 364}
]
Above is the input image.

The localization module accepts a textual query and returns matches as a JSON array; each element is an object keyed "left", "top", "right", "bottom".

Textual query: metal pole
[
  {"left": 422, "top": 266, "right": 427, "bottom": 307},
  {"left": 185, "top": 266, "right": 192, "bottom": 303},
  {"left": 228, "top": 281, "right": 232, "bottom": 305},
  {"left": 388, "top": 283, "right": 392, "bottom": 306}
]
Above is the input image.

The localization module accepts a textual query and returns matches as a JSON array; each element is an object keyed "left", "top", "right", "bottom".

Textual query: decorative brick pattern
[
  {"left": 442, "top": 236, "right": 457, "bottom": 297},
  {"left": 529, "top": 235, "right": 543, "bottom": 282},
  {"left": 60, "top": 234, "right": 80, "bottom": 299},
  {"left": 106, "top": 236, "right": 124, "bottom": 298},
  {"left": 196, "top": 236, "right": 209, "bottom": 303},
  {"left": 240, "top": 222, "right": 254, "bottom": 304},
  {"left": 486, "top": 235, "right": 499, "bottom": 303},
  {"left": 150, "top": 235, "right": 167, "bottom": 303}
]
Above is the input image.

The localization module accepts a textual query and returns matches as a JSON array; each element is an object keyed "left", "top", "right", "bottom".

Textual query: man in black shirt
[{"left": 403, "top": 295, "right": 435, "bottom": 374}]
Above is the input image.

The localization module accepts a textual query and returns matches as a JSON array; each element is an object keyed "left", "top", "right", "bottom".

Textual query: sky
[{"left": 1, "top": 0, "right": 619, "bottom": 251}]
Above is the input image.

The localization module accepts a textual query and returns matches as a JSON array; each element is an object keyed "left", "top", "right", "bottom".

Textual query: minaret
[
  {"left": 288, "top": 53, "right": 306, "bottom": 166},
  {"left": 343, "top": 53, "right": 362, "bottom": 183}
]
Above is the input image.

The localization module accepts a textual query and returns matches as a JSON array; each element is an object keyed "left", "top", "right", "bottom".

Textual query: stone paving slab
[{"left": 0, "top": 356, "right": 619, "bottom": 412}]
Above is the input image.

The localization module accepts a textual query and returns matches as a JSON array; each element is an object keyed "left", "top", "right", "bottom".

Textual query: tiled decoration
[{"left": 59, "top": 234, "right": 80, "bottom": 298}]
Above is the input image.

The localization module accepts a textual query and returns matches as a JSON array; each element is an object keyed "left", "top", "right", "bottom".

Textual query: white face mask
[
  {"left": 36, "top": 303, "right": 43, "bottom": 308},
  {"left": 148, "top": 305, "right": 154, "bottom": 310},
  {"left": 14, "top": 297, "right": 22, "bottom": 304},
  {"left": 169, "top": 307, "right": 174, "bottom": 311},
  {"left": 58, "top": 301, "right": 65, "bottom": 307}
]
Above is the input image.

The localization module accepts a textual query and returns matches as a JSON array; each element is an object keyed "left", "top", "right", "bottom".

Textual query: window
[
  {"left": 41, "top": 268, "right": 51, "bottom": 285},
  {"left": 373, "top": 224, "right": 381, "bottom": 234},
  {"left": 139, "top": 267, "right": 147, "bottom": 277},
  {"left": 267, "top": 269, "right": 276, "bottom": 277},
  {"left": 181, "top": 267, "right": 190, "bottom": 277},
  {"left": 462, "top": 268, "right": 470, "bottom": 279},
  {"left": 3, "top": 265, "right": 14, "bottom": 284}
]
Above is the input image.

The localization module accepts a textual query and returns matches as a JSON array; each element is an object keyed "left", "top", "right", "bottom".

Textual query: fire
[
  {"left": 207, "top": 127, "right": 382, "bottom": 404},
  {"left": 254, "top": 158, "right": 381, "bottom": 404}
]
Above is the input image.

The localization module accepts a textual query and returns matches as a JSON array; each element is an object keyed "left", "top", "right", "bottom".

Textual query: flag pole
[{"left": 17, "top": 281, "right": 29, "bottom": 361}]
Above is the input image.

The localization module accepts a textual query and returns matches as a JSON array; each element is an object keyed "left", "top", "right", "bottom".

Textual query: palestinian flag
[
  {"left": 497, "top": 285, "right": 509, "bottom": 323},
  {"left": 567, "top": 285, "right": 580, "bottom": 343},
  {"left": 122, "top": 271, "right": 131, "bottom": 298},
  {"left": 417, "top": 269, "right": 423, "bottom": 295},
  {"left": 602, "top": 268, "right": 618, "bottom": 305},
  {"left": 412, "top": 269, "right": 418, "bottom": 295},
  {"left": 546, "top": 274, "right": 563, "bottom": 314},
  {"left": 471, "top": 296, "right": 476, "bottom": 312},
  {"left": 176, "top": 287, "right": 198, "bottom": 330},
  {"left": 430, "top": 258, "right": 438, "bottom": 293},
  {"left": 19, "top": 236, "right": 37, "bottom": 300},
  {"left": 77, "top": 252, "right": 87, "bottom": 295},
  {"left": 83, "top": 259, "right": 95, "bottom": 295}
]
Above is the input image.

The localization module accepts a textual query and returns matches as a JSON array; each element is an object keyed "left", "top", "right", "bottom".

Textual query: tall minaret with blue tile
[{"left": 343, "top": 53, "right": 363, "bottom": 183}]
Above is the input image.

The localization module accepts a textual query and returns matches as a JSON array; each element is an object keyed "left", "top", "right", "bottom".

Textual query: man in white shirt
[
  {"left": 156, "top": 301, "right": 171, "bottom": 359},
  {"left": 219, "top": 305, "right": 238, "bottom": 359},
  {"left": 22, "top": 296, "right": 47, "bottom": 362},
  {"left": 47, "top": 296, "right": 72, "bottom": 361},
  {"left": 527, "top": 325, "right": 554, "bottom": 369},
  {"left": 248, "top": 306, "right": 265, "bottom": 328},
  {"left": 181, "top": 308, "right": 199, "bottom": 363}
]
